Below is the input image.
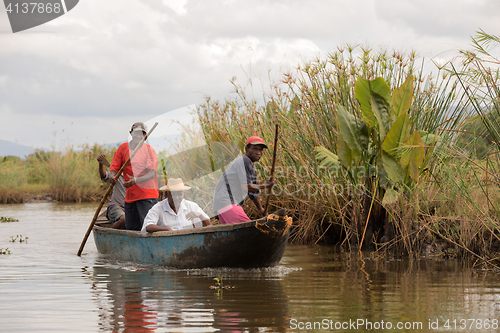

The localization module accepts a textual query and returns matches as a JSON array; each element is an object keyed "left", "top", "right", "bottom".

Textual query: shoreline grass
[{"left": 0, "top": 144, "right": 115, "bottom": 203}]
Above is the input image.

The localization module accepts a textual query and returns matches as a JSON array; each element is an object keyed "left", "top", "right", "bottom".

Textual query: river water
[{"left": 1, "top": 203, "right": 500, "bottom": 332}]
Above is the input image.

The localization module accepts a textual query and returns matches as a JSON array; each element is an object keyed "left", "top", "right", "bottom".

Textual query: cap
[
  {"left": 245, "top": 136, "right": 268, "bottom": 149},
  {"left": 130, "top": 122, "right": 147, "bottom": 133}
]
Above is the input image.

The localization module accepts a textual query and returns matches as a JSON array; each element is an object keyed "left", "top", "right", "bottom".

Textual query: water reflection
[
  {"left": 279, "top": 246, "right": 500, "bottom": 332},
  {"left": 207, "top": 277, "right": 289, "bottom": 332},
  {"left": 87, "top": 246, "right": 500, "bottom": 332},
  {"left": 90, "top": 265, "right": 290, "bottom": 332},
  {"left": 4, "top": 202, "right": 500, "bottom": 332}
]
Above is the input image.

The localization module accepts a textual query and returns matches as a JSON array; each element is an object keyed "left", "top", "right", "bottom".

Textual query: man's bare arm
[{"left": 251, "top": 196, "right": 265, "bottom": 216}]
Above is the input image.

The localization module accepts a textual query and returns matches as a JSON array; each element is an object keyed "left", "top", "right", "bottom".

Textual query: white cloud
[
  {"left": 162, "top": 0, "right": 188, "bottom": 15},
  {"left": 0, "top": 75, "right": 7, "bottom": 87},
  {"left": 0, "top": 105, "right": 150, "bottom": 149},
  {"left": 0, "top": 0, "right": 494, "bottom": 149}
]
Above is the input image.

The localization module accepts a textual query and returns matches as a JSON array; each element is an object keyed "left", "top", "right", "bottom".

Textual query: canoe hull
[{"left": 92, "top": 209, "right": 291, "bottom": 269}]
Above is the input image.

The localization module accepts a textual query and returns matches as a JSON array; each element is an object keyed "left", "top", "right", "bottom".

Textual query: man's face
[
  {"left": 245, "top": 144, "right": 265, "bottom": 162},
  {"left": 167, "top": 191, "right": 184, "bottom": 210},
  {"left": 130, "top": 130, "right": 146, "bottom": 142}
]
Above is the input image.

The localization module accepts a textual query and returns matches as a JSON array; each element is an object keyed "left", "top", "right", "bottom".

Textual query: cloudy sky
[{"left": 0, "top": 0, "right": 498, "bottom": 150}]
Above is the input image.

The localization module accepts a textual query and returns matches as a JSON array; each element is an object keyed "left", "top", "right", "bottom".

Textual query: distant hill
[{"left": 0, "top": 139, "right": 37, "bottom": 158}]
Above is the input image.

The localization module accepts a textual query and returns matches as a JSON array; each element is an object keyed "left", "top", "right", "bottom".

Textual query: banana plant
[{"left": 315, "top": 75, "right": 441, "bottom": 207}]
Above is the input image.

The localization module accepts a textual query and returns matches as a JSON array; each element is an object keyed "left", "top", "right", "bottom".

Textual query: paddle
[
  {"left": 263, "top": 123, "right": 279, "bottom": 215},
  {"left": 77, "top": 122, "right": 158, "bottom": 256}
]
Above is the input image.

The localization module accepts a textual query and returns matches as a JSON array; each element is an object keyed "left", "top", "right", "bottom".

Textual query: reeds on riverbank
[
  {"left": 194, "top": 46, "right": 466, "bottom": 233},
  {"left": 188, "top": 42, "right": 500, "bottom": 267},
  {"left": 0, "top": 144, "right": 116, "bottom": 203},
  {"left": 0, "top": 156, "right": 46, "bottom": 203}
]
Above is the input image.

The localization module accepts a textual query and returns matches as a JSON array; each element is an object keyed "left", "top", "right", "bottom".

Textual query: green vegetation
[
  {"left": 164, "top": 33, "right": 500, "bottom": 266},
  {"left": 10, "top": 235, "right": 28, "bottom": 243},
  {"left": 0, "top": 143, "right": 117, "bottom": 203},
  {"left": 213, "top": 276, "right": 223, "bottom": 287},
  {"left": 0, "top": 248, "right": 11, "bottom": 255},
  {"left": 0, "top": 217, "right": 19, "bottom": 222},
  {"left": 210, "top": 275, "right": 234, "bottom": 295},
  {"left": 315, "top": 75, "right": 442, "bottom": 249},
  {"left": 187, "top": 44, "right": 470, "bottom": 244}
]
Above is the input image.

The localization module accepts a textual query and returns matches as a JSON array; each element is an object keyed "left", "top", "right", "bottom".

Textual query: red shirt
[{"left": 110, "top": 142, "right": 159, "bottom": 203}]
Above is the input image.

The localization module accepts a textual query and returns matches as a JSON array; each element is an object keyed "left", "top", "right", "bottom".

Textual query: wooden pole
[
  {"left": 77, "top": 122, "right": 158, "bottom": 256},
  {"left": 263, "top": 123, "right": 279, "bottom": 215}
]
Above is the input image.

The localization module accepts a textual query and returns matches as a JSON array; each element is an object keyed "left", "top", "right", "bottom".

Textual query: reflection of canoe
[
  {"left": 91, "top": 266, "right": 290, "bottom": 331},
  {"left": 92, "top": 208, "right": 292, "bottom": 268}
]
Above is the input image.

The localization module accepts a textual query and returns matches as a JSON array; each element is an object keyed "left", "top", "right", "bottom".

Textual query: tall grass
[
  {"left": 0, "top": 143, "right": 117, "bottom": 203},
  {"left": 190, "top": 45, "right": 472, "bottom": 246},
  {"left": 0, "top": 157, "right": 45, "bottom": 203},
  {"left": 161, "top": 42, "right": 500, "bottom": 266},
  {"left": 427, "top": 30, "right": 500, "bottom": 266},
  {"left": 378, "top": 146, "right": 500, "bottom": 265}
]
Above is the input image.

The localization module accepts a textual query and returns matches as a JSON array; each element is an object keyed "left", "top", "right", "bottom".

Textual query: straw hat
[{"left": 159, "top": 178, "right": 191, "bottom": 192}]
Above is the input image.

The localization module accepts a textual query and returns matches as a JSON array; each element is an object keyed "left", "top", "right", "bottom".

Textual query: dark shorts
[{"left": 125, "top": 199, "right": 158, "bottom": 231}]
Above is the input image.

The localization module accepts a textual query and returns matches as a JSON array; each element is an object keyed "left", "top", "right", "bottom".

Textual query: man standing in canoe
[
  {"left": 109, "top": 122, "right": 159, "bottom": 231},
  {"left": 141, "top": 178, "right": 211, "bottom": 234},
  {"left": 213, "top": 136, "right": 275, "bottom": 224}
]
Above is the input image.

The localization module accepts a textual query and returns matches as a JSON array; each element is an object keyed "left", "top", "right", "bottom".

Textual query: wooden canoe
[{"left": 92, "top": 208, "right": 292, "bottom": 269}]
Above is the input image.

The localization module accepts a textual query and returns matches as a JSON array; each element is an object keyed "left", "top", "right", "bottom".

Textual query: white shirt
[{"left": 141, "top": 199, "right": 210, "bottom": 235}]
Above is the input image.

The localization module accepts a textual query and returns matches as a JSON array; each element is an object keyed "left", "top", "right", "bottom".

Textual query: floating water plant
[
  {"left": 0, "top": 248, "right": 11, "bottom": 255},
  {"left": 10, "top": 235, "right": 28, "bottom": 243},
  {"left": 210, "top": 275, "right": 235, "bottom": 296},
  {"left": 209, "top": 276, "right": 235, "bottom": 290},
  {"left": 213, "top": 276, "right": 222, "bottom": 287},
  {"left": 1, "top": 217, "right": 19, "bottom": 223}
]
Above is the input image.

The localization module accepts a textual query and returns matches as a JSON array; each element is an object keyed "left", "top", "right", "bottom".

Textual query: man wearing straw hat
[
  {"left": 213, "top": 135, "right": 275, "bottom": 224},
  {"left": 141, "top": 178, "right": 211, "bottom": 234},
  {"left": 109, "top": 122, "right": 159, "bottom": 231}
]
